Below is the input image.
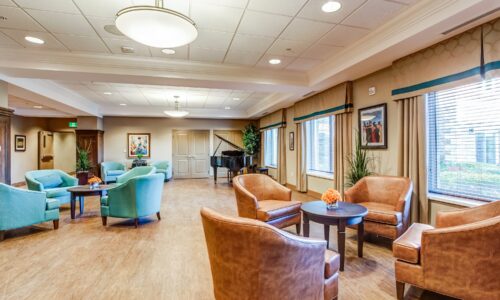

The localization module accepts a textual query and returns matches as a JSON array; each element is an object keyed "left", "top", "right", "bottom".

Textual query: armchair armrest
[
  {"left": 393, "top": 223, "right": 433, "bottom": 264},
  {"left": 60, "top": 172, "right": 78, "bottom": 187},
  {"left": 234, "top": 182, "right": 259, "bottom": 218},
  {"left": 435, "top": 202, "right": 500, "bottom": 228},
  {"left": 395, "top": 181, "right": 413, "bottom": 213}
]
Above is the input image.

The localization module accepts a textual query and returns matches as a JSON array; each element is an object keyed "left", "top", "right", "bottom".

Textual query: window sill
[
  {"left": 428, "top": 193, "right": 486, "bottom": 208},
  {"left": 265, "top": 165, "right": 277, "bottom": 169},
  {"left": 307, "top": 171, "right": 333, "bottom": 180}
]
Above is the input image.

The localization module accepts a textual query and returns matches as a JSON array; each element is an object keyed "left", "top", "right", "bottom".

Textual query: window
[
  {"left": 428, "top": 77, "right": 500, "bottom": 201},
  {"left": 264, "top": 128, "right": 278, "bottom": 167},
  {"left": 306, "top": 116, "right": 334, "bottom": 176}
]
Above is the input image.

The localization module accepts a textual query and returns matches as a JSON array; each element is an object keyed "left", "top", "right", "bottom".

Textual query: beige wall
[
  {"left": 103, "top": 117, "right": 251, "bottom": 178},
  {"left": 54, "top": 132, "right": 76, "bottom": 173}
]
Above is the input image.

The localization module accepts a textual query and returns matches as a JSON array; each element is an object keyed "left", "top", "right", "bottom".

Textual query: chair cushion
[
  {"left": 36, "top": 174, "right": 63, "bottom": 189},
  {"left": 359, "top": 202, "right": 402, "bottom": 225},
  {"left": 256, "top": 200, "right": 301, "bottom": 222},
  {"left": 46, "top": 198, "right": 60, "bottom": 210},
  {"left": 45, "top": 187, "right": 70, "bottom": 198},
  {"left": 393, "top": 223, "right": 434, "bottom": 264},
  {"left": 107, "top": 170, "right": 125, "bottom": 176},
  {"left": 324, "top": 250, "right": 340, "bottom": 278}
]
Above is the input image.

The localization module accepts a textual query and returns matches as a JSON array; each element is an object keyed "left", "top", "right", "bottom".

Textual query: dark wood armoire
[
  {"left": 0, "top": 107, "right": 13, "bottom": 184},
  {"left": 75, "top": 129, "right": 104, "bottom": 177}
]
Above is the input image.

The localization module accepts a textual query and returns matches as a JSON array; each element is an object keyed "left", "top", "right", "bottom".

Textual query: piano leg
[{"left": 214, "top": 167, "right": 218, "bottom": 184}]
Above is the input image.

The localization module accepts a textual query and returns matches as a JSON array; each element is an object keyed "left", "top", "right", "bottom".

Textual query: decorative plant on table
[
  {"left": 76, "top": 145, "right": 92, "bottom": 185},
  {"left": 345, "top": 132, "right": 374, "bottom": 187},
  {"left": 322, "top": 188, "right": 342, "bottom": 210},
  {"left": 88, "top": 176, "right": 102, "bottom": 189},
  {"left": 242, "top": 123, "right": 260, "bottom": 167}
]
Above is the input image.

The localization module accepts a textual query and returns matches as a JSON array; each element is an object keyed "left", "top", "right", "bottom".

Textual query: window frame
[{"left": 305, "top": 115, "right": 334, "bottom": 178}]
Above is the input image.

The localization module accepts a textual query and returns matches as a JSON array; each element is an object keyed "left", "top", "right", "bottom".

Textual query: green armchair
[
  {"left": 0, "top": 183, "right": 59, "bottom": 240},
  {"left": 100, "top": 173, "right": 164, "bottom": 228},
  {"left": 116, "top": 166, "right": 156, "bottom": 184},
  {"left": 152, "top": 161, "right": 170, "bottom": 181},
  {"left": 101, "top": 161, "right": 126, "bottom": 184},
  {"left": 25, "top": 169, "right": 78, "bottom": 205}
]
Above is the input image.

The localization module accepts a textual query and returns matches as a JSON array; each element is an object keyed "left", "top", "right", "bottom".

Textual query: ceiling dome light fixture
[
  {"left": 164, "top": 97, "right": 189, "bottom": 118},
  {"left": 269, "top": 58, "right": 281, "bottom": 65},
  {"left": 25, "top": 36, "right": 45, "bottom": 44},
  {"left": 115, "top": 0, "right": 198, "bottom": 48},
  {"left": 161, "top": 48, "right": 176, "bottom": 55},
  {"left": 322, "top": 1, "right": 341, "bottom": 13}
]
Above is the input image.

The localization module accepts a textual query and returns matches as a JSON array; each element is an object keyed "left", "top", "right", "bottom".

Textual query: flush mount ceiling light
[
  {"left": 25, "top": 36, "right": 44, "bottom": 44},
  {"left": 33, "top": 105, "right": 43, "bottom": 109},
  {"left": 322, "top": 1, "right": 341, "bottom": 13},
  {"left": 224, "top": 106, "right": 231, "bottom": 110},
  {"left": 269, "top": 58, "right": 281, "bottom": 65},
  {"left": 115, "top": 0, "right": 198, "bottom": 48},
  {"left": 164, "top": 97, "right": 189, "bottom": 118},
  {"left": 120, "top": 103, "right": 127, "bottom": 106},
  {"left": 161, "top": 48, "right": 176, "bottom": 55},
  {"left": 103, "top": 92, "right": 113, "bottom": 95}
]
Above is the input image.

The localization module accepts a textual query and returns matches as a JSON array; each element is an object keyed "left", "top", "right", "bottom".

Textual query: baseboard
[
  {"left": 286, "top": 183, "right": 297, "bottom": 191},
  {"left": 307, "top": 190, "right": 322, "bottom": 199},
  {"left": 12, "top": 181, "right": 25, "bottom": 187}
]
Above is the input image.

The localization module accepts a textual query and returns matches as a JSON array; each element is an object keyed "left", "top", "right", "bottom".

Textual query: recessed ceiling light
[
  {"left": 33, "top": 105, "right": 43, "bottom": 109},
  {"left": 120, "top": 103, "right": 127, "bottom": 106},
  {"left": 224, "top": 106, "right": 231, "bottom": 110},
  {"left": 233, "top": 97, "right": 240, "bottom": 101},
  {"left": 269, "top": 58, "right": 281, "bottom": 65},
  {"left": 161, "top": 48, "right": 176, "bottom": 55},
  {"left": 322, "top": 1, "right": 341, "bottom": 13},
  {"left": 25, "top": 36, "right": 45, "bottom": 44},
  {"left": 103, "top": 92, "right": 112, "bottom": 95}
]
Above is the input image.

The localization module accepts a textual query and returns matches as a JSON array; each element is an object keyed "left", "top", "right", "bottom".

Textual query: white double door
[{"left": 173, "top": 130, "right": 210, "bottom": 179}]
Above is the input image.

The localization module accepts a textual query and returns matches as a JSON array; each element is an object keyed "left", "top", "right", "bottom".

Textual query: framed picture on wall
[
  {"left": 289, "top": 132, "right": 294, "bottom": 151},
  {"left": 14, "top": 135, "right": 26, "bottom": 152},
  {"left": 128, "top": 133, "right": 151, "bottom": 158},
  {"left": 358, "top": 103, "right": 387, "bottom": 149}
]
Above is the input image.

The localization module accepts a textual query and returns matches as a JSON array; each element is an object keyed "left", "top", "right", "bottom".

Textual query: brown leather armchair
[
  {"left": 393, "top": 201, "right": 500, "bottom": 300},
  {"left": 344, "top": 176, "right": 413, "bottom": 239},
  {"left": 233, "top": 174, "right": 302, "bottom": 233},
  {"left": 201, "top": 207, "right": 340, "bottom": 300}
]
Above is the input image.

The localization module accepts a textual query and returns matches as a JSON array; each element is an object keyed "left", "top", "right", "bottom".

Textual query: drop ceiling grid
[{"left": 0, "top": 0, "right": 413, "bottom": 69}]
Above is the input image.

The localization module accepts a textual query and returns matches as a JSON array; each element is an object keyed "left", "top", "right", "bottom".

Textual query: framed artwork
[
  {"left": 14, "top": 135, "right": 26, "bottom": 152},
  {"left": 127, "top": 133, "right": 151, "bottom": 158},
  {"left": 358, "top": 103, "right": 387, "bottom": 149},
  {"left": 289, "top": 132, "right": 294, "bottom": 151}
]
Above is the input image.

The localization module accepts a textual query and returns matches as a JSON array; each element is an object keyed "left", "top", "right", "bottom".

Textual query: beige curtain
[
  {"left": 277, "top": 127, "right": 287, "bottom": 185},
  {"left": 260, "top": 131, "right": 264, "bottom": 167},
  {"left": 397, "top": 95, "right": 428, "bottom": 224},
  {"left": 334, "top": 113, "right": 352, "bottom": 195},
  {"left": 296, "top": 123, "right": 307, "bottom": 192}
]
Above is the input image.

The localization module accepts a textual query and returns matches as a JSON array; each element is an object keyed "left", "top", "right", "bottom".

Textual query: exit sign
[{"left": 69, "top": 121, "right": 78, "bottom": 128}]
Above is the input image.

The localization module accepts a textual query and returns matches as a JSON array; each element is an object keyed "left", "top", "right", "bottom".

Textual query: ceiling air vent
[
  {"left": 441, "top": 7, "right": 500, "bottom": 35},
  {"left": 302, "top": 91, "right": 317, "bottom": 98},
  {"left": 121, "top": 46, "right": 135, "bottom": 54}
]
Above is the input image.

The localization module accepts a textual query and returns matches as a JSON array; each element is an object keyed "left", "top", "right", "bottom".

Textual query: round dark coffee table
[
  {"left": 301, "top": 201, "right": 368, "bottom": 271},
  {"left": 67, "top": 185, "right": 115, "bottom": 219}
]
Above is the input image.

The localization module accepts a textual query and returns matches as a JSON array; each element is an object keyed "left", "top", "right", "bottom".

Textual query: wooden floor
[{"left": 0, "top": 179, "right": 452, "bottom": 300}]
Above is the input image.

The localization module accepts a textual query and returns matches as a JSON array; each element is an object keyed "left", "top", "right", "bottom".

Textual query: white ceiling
[{"left": 0, "top": 0, "right": 415, "bottom": 71}]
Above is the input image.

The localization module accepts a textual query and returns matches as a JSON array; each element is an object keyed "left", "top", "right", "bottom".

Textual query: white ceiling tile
[
  {"left": 298, "top": 0, "right": 366, "bottom": 24},
  {"left": 229, "top": 34, "right": 274, "bottom": 53},
  {"left": 73, "top": 0, "right": 132, "bottom": 18},
  {"left": 190, "top": 29, "right": 234, "bottom": 50},
  {"left": 150, "top": 46, "right": 189, "bottom": 60},
  {"left": 103, "top": 38, "right": 151, "bottom": 56},
  {"left": 255, "top": 54, "right": 294, "bottom": 70},
  {"left": 224, "top": 49, "right": 261, "bottom": 66},
  {"left": 388, "top": 0, "right": 417, "bottom": 5},
  {"left": 0, "top": 7, "right": 45, "bottom": 31},
  {"left": 26, "top": 10, "right": 96, "bottom": 35},
  {"left": 342, "top": 0, "right": 406, "bottom": 29},
  {"left": 86, "top": 17, "right": 126, "bottom": 39},
  {"left": 54, "top": 34, "right": 108, "bottom": 53},
  {"left": 190, "top": 47, "right": 226, "bottom": 63},
  {"left": 1, "top": 29, "right": 67, "bottom": 50},
  {"left": 237, "top": 11, "right": 291, "bottom": 38},
  {"left": 279, "top": 18, "right": 334, "bottom": 42},
  {"left": 267, "top": 39, "right": 310, "bottom": 57},
  {"left": 191, "top": 3, "right": 244, "bottom": 32},
  {"left": 248, "top": 0, "right": 307, "bottom": 16},
  {"left": 132, "top": 0, "right": 190, "bottom": 15},
  {"left": 301, "top": 44, "right": 343, "bottom": 60},
  {"left": 286, "top": 57, "right": 322, "bottom": 71},
  {"left": 0, "top": 0, "right": 15, "bottom": 6},
  {"left": 319, "top": 24, "right": 369, "bottom": 47},
  {"left": 15, "top": 0, "right": 80, "bottom": 14},
  {"left": 0, "top": 31, "right": 21, "bottom": 48},
  {"left": 191, "top": 0, "right": 248, "bottom": 9}
]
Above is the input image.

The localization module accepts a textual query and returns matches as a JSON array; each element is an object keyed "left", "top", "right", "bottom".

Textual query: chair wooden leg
[
  {"left": 396, "top": 281, "right": 405, "bottom": 300},
  {"left": 295, "top": 223, "right": 301, "bottom": 235},
  {"left": 101, "top": 216, "right": 107, "bottom": 226},
  {"left": 53, "top": 219, "right": 59, "bottom": 230},
  {"left": 134, "top": 218, "right": 139, "bottom": 228},
  {"left": 156, "top": 212, "right": 161, "bottom": 220}
]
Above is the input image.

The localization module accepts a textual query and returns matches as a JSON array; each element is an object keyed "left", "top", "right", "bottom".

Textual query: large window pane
[
  {"left": 264, "top": 128, "right": 278, "bottom": 167},
  {"left": 428, "top": 77, "right": 500, "bottom": 201},
  {"left": 306, "top": 116, "right": 334, "bottom": 174}
]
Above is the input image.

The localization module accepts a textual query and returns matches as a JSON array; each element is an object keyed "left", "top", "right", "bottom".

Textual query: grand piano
[{"left": 211, "top": 134, "right": 252, "bottom": 183}]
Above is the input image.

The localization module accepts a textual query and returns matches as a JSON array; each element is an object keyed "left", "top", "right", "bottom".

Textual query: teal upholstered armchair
[
  {"left": 25, "top": 169, "right": 78, "bottom": 205},
  {"left": 116, "top": 166, "right": 156, "bottom": 184},
  {"left": 101, "top": 161, "right": 126, "bottom": 184},
  {"left": 152, "top": 161, "right": 170, "bottom": 181},
  {"left": 0, "top": 183, "right": 59, "bottom": 240},
  {"left": 100, "top": 173, "right": 164, "bottom": 228}
]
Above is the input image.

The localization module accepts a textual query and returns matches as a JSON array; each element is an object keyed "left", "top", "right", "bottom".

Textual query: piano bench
[{"left": 257, "top": 168, "right": 269, "bottom": 175}]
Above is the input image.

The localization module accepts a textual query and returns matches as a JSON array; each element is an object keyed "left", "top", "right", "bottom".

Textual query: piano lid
[{"left": 214, "top": 134, "right": 245, "bottom": 155}]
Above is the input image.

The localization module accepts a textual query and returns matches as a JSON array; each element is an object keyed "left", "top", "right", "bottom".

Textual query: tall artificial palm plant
[{"left": 345, "top": 132, "right": 373, "bottom": 187}]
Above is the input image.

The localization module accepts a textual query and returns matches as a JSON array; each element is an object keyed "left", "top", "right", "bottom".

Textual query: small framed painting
[
  {"left": 358, "top": 103, "right": 387, "bottom": 149},
  {"left": 15, "top": 135, "right": 26, "bottom": 152},
  {"left": 128, "top": 133, "right": 151, "bottom": 158},
  {"left": 289, "top": 132, "right": 294, "bottom": 151}
]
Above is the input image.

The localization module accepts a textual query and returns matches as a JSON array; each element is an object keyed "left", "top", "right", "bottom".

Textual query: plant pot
[{"left": 76, "top": 171, "right": 89, "bottom": 185}]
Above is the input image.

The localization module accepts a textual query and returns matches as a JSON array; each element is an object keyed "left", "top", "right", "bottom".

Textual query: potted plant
[
  {"left": 132, "top": 150, "right": 147, "bottom": 168},
  {"left": 346, "top": 132, "right": 374, "bottom": 187},
  {"left": 242, "top": 124, "right": 260, "bottom": 166},
  {"left": 76, "top": 146, "right": 92, "bottom": 185}
]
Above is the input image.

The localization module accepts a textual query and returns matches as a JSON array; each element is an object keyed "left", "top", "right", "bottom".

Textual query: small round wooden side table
[{"left": 67, "top": 185, "right": 115, "bottom": 219}]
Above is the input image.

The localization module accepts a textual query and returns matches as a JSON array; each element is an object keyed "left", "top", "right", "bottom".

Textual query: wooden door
[
  {"left": 38, "top": 131, "right": 54, "bottom": 169},
  {"left": 173, "top": 131, "right": 191, "bottom": 178},
  {"left": 173, "top": 130, "right": 209, "bottom": 179},
  {"left": 0, "top": 108, "right": 12, "bottom": 184}
]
